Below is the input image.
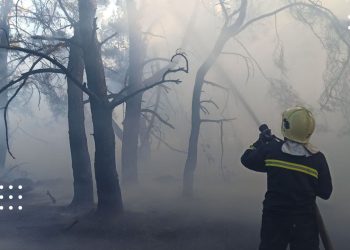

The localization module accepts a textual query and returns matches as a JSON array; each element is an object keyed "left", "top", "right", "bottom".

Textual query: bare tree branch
[
  {"left": 204, "top": 80, "right": 228, "bottom": 91},
  {"left": 109, "top": 52, "right": 189, "bottom": 108},
  {"left": 219, "top": 0, "right": 229, "bottom": 23},
  {"left": 200, "top": 99, "right": 219, "bottom": 109},
  {"left": 201, "top": 118, "right": 236, "bottom": 123},
  {"left": 0, "top": 45, "right": 102, "bottom": 104},
  {"left": 149, "top": 130, "right": 186, "bottom": 154},
  {"left": 234, "top": 38, "right": 271, "bottom": 83},
  {"left": 200, "top": 104, "right": 210, "bottom": 114},
  {"left": 2, "top": 56, "right": 46, "bottom": 158},
  {"left": 31, "top": 35, "right": 70, "bottom": 43},
  {"left": 221, "top": 51, "right": 253, "bottom": 84},
  {"left": 0, "top": 68, "right": 63, "bottom": 95},
  {"left": 141, "top": 108, "right": 174, "bottom": 129},
  {"left": 57, "top": 0, "right": 76, "bottom": 25},
  {"left": 100, "top": 32, "right": 119, "bottom": 46}
]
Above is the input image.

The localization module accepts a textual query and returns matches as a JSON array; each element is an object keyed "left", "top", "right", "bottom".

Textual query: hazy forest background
[{"left": 0, "top": 0, "right": 349, "bottom": 249}]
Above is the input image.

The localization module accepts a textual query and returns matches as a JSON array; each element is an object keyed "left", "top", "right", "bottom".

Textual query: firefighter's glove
[{"left": 252, "top": 130, "right": 272, "bottom": 149}]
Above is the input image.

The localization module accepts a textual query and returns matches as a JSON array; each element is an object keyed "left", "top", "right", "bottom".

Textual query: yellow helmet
[{"left": 281, "top": 106, "right": 315, "bottom": 144}]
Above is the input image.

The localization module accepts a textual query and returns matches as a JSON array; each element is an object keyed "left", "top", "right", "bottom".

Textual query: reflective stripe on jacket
[{"left": 241, "top": 139, "right": 332, "bottom": 215}]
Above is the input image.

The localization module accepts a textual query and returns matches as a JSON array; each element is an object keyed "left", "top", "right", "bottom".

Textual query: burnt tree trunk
[
  {"left": 121, "top": 0, "right": 145, "bottom": 185},
  {"left": 138, "top": 86, "right": 161, "bottom": 166},
  {"left": 79, "top": 0, "right": 123, "bottom": 214},
  {"left": 121, "top": 94, "right": 142, "bottom": 184},
  {"left": 0, "top": 0, "right": 11, "bottom": 169},
  {"left": 182, "top": 47, "right": 225, "bottom": 197},
  {"left": 183, "top": 1, "right": 248, "bottom": 197},
  {"left": 138, "top": 116, "right": 151, "bottom": 165},
  {"left": 67, "top": 28, "right": 94, "bottom": 209},
  {"left": 138, "top": 57, "right": 163, "bottom": 166},
  {"left": 112, "top": 119, "right": 123, "bottom": 140},
  {"left": 171, "top": 6, "right": 261, "bottom": 126}
]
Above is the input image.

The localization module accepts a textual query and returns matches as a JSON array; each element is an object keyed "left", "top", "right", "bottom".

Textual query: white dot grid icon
[{"left": 0, "top": 183, "right": 24, "bottom": 212}]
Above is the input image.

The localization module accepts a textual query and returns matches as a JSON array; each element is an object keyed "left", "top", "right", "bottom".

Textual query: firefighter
[{"left": 241, "top": 106, "right": 333, "bottom": 250}]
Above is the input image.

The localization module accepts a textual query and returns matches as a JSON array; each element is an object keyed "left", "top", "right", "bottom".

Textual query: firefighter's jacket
[{"left": 241, "top": 139, "right": 333, "bottom": 215}]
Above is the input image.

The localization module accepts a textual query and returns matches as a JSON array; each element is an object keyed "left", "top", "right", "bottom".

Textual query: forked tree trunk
[
  {"left": 183, "top": 57, "right": 223, "bottom": 197},
  {"left": 183, "top": 1, "right": 248, "bottom": 197},
  {"left": 78, "top": 0, "right": 123, "bottom": 214},
  {"left": 67, "top": 28, "right": 94, "bottom": 209},
  {"left": 0, "top": 0, "right": 12, "bottom": 169},
  {"left": 121, "top": 0, "right": 145, "bottom": 185}
]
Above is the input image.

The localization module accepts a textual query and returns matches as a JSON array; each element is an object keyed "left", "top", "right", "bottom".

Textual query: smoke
[{"left": 3, "top": 0, "right": 349, "bottom": 249}]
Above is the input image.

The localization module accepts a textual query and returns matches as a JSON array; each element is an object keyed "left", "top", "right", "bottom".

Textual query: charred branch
[
  {"left": 109, "top": 52, "right": 188, "bottom": 109},
  {"left": 200, "top": 118, "right": 236, "bottom": 124},
  {"left": 204, "top": 80, "right": 229, "bottom": 91},
  {"left": 200, "top": 99, "right": 219, "bottom": 110},
  {"left": 0, "top": 45, "right": 101, "bottom": 103},
  {"left": 218, "top": 0, "right": 229, "bottom": 22},
  {"left": 150, "top": 129, "right": 186, "bottom": 154},
  {"left": 141, "top": 108, "right": 174, "bottom": 129},
  {"left": 200, "top": 105, "right": 210, "bottom": 115},
  {"left": 100, "top": 32, "right": 119, "bottom": 46},
  {"left": 31, "top": 35, "right": 71, "bottom": 43},
  {"left": 57, "top": 0, "right": 76, "bottom": 25}
]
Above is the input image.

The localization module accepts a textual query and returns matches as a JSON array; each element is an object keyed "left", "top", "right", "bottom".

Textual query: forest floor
[
  {"left": 0, "top": 176, "right": 345, "bottom": 250},
  {"left": 0, "top": 205, "right": 257, "bottom": 250},
  {"left": 0, "top": 178, "right": 259, "bottom": 250}
]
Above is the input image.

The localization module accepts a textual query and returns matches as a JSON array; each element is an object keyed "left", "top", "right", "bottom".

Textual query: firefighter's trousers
[{"left": 259, "top": 212, "right": 319, "bottom": 250}]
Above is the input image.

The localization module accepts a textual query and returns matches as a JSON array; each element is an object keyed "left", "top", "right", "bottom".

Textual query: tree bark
[
  {"left": 0, "top": 0, "right": 12, "bottom": 169},
  {"left": 121, "top": 0, "right": 145, "bottom": 185},
  {"left": 67, "top": 27, "right": 94, "bottom": 209},
  {"left": 78, "top": 0, "right": 123, "bottom": 214}
]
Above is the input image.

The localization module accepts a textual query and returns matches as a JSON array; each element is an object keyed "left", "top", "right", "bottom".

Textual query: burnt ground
[
  {"left": 0, "top": 202, "right": 256, "bottom": 250},
  {"left": 0, "top": 178, "right": 347, "bottom": 250},
  {"left": 0, "top": 179, "right": 260, "bottom": 250}
]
